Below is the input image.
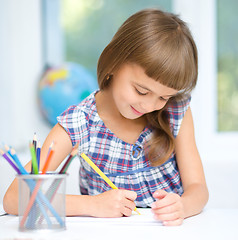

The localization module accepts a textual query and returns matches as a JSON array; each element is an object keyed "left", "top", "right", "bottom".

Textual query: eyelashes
[
  {"left": 135, "top": 88, "right": 148, "bottom": 96},
  {"left": 159, "top": 96, "right": 168, "bottom": 101},
  {"left": 135, "top": 88, "right": 170, "bottom": 101}
]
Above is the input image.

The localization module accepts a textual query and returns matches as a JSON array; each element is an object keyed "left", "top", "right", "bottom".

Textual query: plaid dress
[{"left": 57, "top": 90, "right": 191, "bottom": 207}]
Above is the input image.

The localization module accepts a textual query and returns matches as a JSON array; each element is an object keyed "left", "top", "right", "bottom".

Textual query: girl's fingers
[
  {"left": 122, "top": 206, "right": 134, "bottom": 217},
  {"left": 151, "top": 202, "right": 178, "bottom": 214},
  {"left": 152, "top": 193, "right": 180, "bottom": 209},
  {"left": 124, "top": 190, "right": 137, "bottom": 201},
  {"left": 153, "top": 211, "right": 181, "bottom": 221},
  {"left": 153, "top": 189, "right": 168, "bottom": 199},
  {"left": 123, "top": 198, "right": 136, "bottom": 211},
  {"left": 163, "top": 218, "right": 184, "bottom": 226}
]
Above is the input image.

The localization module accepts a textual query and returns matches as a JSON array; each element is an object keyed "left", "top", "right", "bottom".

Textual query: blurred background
[{"left": 0, "top": 0, "right": 237, "bottom": 209}]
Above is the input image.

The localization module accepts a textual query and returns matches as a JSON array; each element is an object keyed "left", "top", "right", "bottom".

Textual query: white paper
[{"left": 67, "top": 208, "right": 162, "bottom": 226}]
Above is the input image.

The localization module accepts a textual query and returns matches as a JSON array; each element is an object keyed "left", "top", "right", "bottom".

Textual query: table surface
[{"left": 0, "top": 208, "right": 237, "bottom": 240}]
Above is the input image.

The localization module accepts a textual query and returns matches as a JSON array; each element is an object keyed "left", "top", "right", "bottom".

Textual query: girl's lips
[{"left": 131, "top": 106, "right": 144, "bottom": 116}]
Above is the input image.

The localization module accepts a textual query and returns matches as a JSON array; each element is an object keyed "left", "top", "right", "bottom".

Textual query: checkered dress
[{"left": 57, "top": 90, "right": 191, "bottom": 207}]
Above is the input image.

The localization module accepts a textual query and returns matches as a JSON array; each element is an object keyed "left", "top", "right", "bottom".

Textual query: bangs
[
  {"left": 128, "top": 30, "right": 198, "bottom": 93},
  {"left": 97, "top": 9, "right": 198, "bottom": 93}
]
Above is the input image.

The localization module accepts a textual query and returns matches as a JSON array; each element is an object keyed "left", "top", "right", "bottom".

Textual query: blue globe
[{"left": 39, "top": 62, "right": 98, "bottom": 126}]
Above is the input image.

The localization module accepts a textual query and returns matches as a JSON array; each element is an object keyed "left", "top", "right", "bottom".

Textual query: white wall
[
  {"left": 0, "top": 0, "right": 51, "bottom": 148},
  {"left": 0, "top": 0, "right": 51, "bottom": 204},
  {"left": 174, "top": 0, "right": 238, "bottom": 163}
]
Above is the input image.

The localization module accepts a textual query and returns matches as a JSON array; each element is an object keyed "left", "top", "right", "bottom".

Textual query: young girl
[{"left": 4, "top": 8, "right": 208, "bottom": 226}]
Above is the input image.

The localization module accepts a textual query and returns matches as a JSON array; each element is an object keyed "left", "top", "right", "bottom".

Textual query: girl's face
[{"left": 110, "top": 63, "right": 178, "bottom": 120}]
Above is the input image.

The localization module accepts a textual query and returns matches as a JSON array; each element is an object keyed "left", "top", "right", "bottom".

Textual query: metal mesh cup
[{"left": 17, "top": 173, "right": 67, "bottom": 232}]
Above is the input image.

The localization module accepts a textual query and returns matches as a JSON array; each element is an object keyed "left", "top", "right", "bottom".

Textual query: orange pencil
[{"left": 41, "top": 142, "right": 54, "bottom": 174}]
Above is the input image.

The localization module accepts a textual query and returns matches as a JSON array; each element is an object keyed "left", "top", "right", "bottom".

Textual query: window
[
  {"left": 60, "top": 0, "right": 172, "bottom": 77},
  {"left": 217, "top": 0, "right": 238, "bottom": 131}
]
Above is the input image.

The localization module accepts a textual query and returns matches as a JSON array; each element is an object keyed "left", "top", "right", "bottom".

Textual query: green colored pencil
[{"left": 29, "top": 143, "right": 38, "bottom": 174}]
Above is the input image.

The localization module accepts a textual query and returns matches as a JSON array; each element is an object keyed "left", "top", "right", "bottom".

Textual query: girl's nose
[{"left": 142, "top": 99, "right": 166, "bottom": 113}]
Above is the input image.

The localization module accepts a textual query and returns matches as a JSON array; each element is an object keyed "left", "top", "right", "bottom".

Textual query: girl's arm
[
  {"left": 3, "top": 123, "right": 137, "bottom": 217},
  {"left": 151, "top": 107, "right": 209, "bottom": 225}
]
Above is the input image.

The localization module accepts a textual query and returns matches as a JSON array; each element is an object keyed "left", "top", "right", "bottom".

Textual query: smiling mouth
[{"left": 131, "top": 106, "right": 144, "bottom": 116}]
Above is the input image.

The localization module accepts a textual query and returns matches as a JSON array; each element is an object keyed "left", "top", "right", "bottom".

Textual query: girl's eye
[
  {"left": 159, "top": 96, "right": 169, "bottom": 101},
  {"left": 135, "top": 88, "right": 148, "bottom": 96}
]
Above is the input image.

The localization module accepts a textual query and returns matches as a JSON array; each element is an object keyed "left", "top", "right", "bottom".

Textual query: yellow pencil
[{"left": 80, "top": 153, "right": 140, "bottom": 215}]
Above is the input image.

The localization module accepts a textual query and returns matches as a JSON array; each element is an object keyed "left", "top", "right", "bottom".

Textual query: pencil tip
[
  {"left": 4, "top": 144, "right": 10, "bottom": 151},
  {"left": 37, "top": 140, "right": 41, "bottom": 148},
  {"left": 71, "top": 148, "right": 78, "bottom": 156},
  {"left": 33, "top": 133, "right": 37, "bottom": 140},
  {"left": 50, "top": 141, "right": 54, "bottom": 148},
  {"left": 10, "top": 148, "right": 16, "bottom": 155}
]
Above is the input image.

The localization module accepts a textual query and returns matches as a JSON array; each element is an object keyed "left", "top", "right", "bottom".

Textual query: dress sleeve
[
  {"left": 57, "top": 105, "right": 87, "bottom": 147},
  {"left": 165, "top": 95, "right": 191, "bottom": 138}
]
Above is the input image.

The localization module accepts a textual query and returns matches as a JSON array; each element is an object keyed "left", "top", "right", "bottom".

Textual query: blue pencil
[
  {"left": 10, "top": 148, "right": 28, "bottom": 175},
  {"left": 36, "top": 141, "right": 41, "bottom": 169}
]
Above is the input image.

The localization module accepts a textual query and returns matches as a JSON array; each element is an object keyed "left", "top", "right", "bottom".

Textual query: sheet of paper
[{"left": 67, "top": 208, "right": 162, "bottom": 226}]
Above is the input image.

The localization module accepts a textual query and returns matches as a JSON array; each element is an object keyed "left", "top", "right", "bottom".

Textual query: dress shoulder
[
  {"left": 57, "top": 91, "right": 98, "bottom": 146},
  {"left": 165, "top": 94, "right": 191, "bottom": 137}
]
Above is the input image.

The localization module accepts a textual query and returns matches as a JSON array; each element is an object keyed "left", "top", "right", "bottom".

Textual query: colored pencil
[
  {"left": 4, "top": 144, "right": 14, "bottom": 158},
  {"left": 10, "top": 148, "right": 28, "bottom": 174},
  {"left": 0, "top": 149, "right": 21, "bottom": 174},
  {"left": 30, "top": 133, "right": 37, "bottom": 174},
  {"left": 38, "top": 146, "right": 79, "bottom": 224},
  {"left": 59, "top": 144, "right": 79, "bottom": 174},
  {"left": 29, "top": 134, "right": 38, "bottom": 227},
  {"left": 29, "top": 143, "right": 38, "bottom": 174},
  {"left": 33, "top": 133, "right": 37, "bottom": 152},
  {"left": 20, "top": 178, "right": 49, "bottom": 228},
  {"left": 80, "top": 153, "right": 141, "bottom": 215},
  {"left": 36, "top": 141, "right": 41, "bottom": 169},
  {"left": 41, "top": 142, "right": 54, "bottom": 174}
]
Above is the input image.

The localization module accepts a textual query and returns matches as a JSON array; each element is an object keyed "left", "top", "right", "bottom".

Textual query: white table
[{"left": 0, "top": 208, "right": 237, "bottom": 240}]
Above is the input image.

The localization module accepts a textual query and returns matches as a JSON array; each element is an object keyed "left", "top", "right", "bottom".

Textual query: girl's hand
[
  {"left": 90, "top": 189, "right": 137, "bottom": 218},
  {"left": 151, "top": 189, "right": 185, "bottom": 226}
]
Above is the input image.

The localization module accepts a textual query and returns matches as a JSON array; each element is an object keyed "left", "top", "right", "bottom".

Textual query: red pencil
[{"left": 59, "top": 146, "right": 78, "bottom": 174}]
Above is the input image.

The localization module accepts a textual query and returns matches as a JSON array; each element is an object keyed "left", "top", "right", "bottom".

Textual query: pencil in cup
[
  {"left": 37, "top": 147, "right": 78, "bottom": 224},
  {"left": 80, "top": 153, "right": 141, "bottom": 215},
  {"left": 0, "top": 149, "right": 55, "bottom": 228},
  {"left": 21, "top": 144, "right": 65, "bottom": 229},
  {"left": 18, "top": 174, "right": 65, "bottom": 229},
  {"left": 29, "top": 143, "right": 39, "bottom": 174},
  {"left": 28, "top": 142, "right": 39, "bottom": 227},
  {"left": 20, "top": 145, "right": 65, "bottom": 229}
]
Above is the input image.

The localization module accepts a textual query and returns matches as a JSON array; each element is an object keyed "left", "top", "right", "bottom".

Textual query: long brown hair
[{"left": 97, "top": 9, "right": 198, "bottom": 166}]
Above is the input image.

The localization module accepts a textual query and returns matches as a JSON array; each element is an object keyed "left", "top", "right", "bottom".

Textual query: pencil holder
[{"left": 17, "top": 173, "right": 67, "bottom": 232}]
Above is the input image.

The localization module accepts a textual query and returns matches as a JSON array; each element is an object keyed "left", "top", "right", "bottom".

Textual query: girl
[{"left": 4, "top": 8, "right": 208, "bottom": 226}]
